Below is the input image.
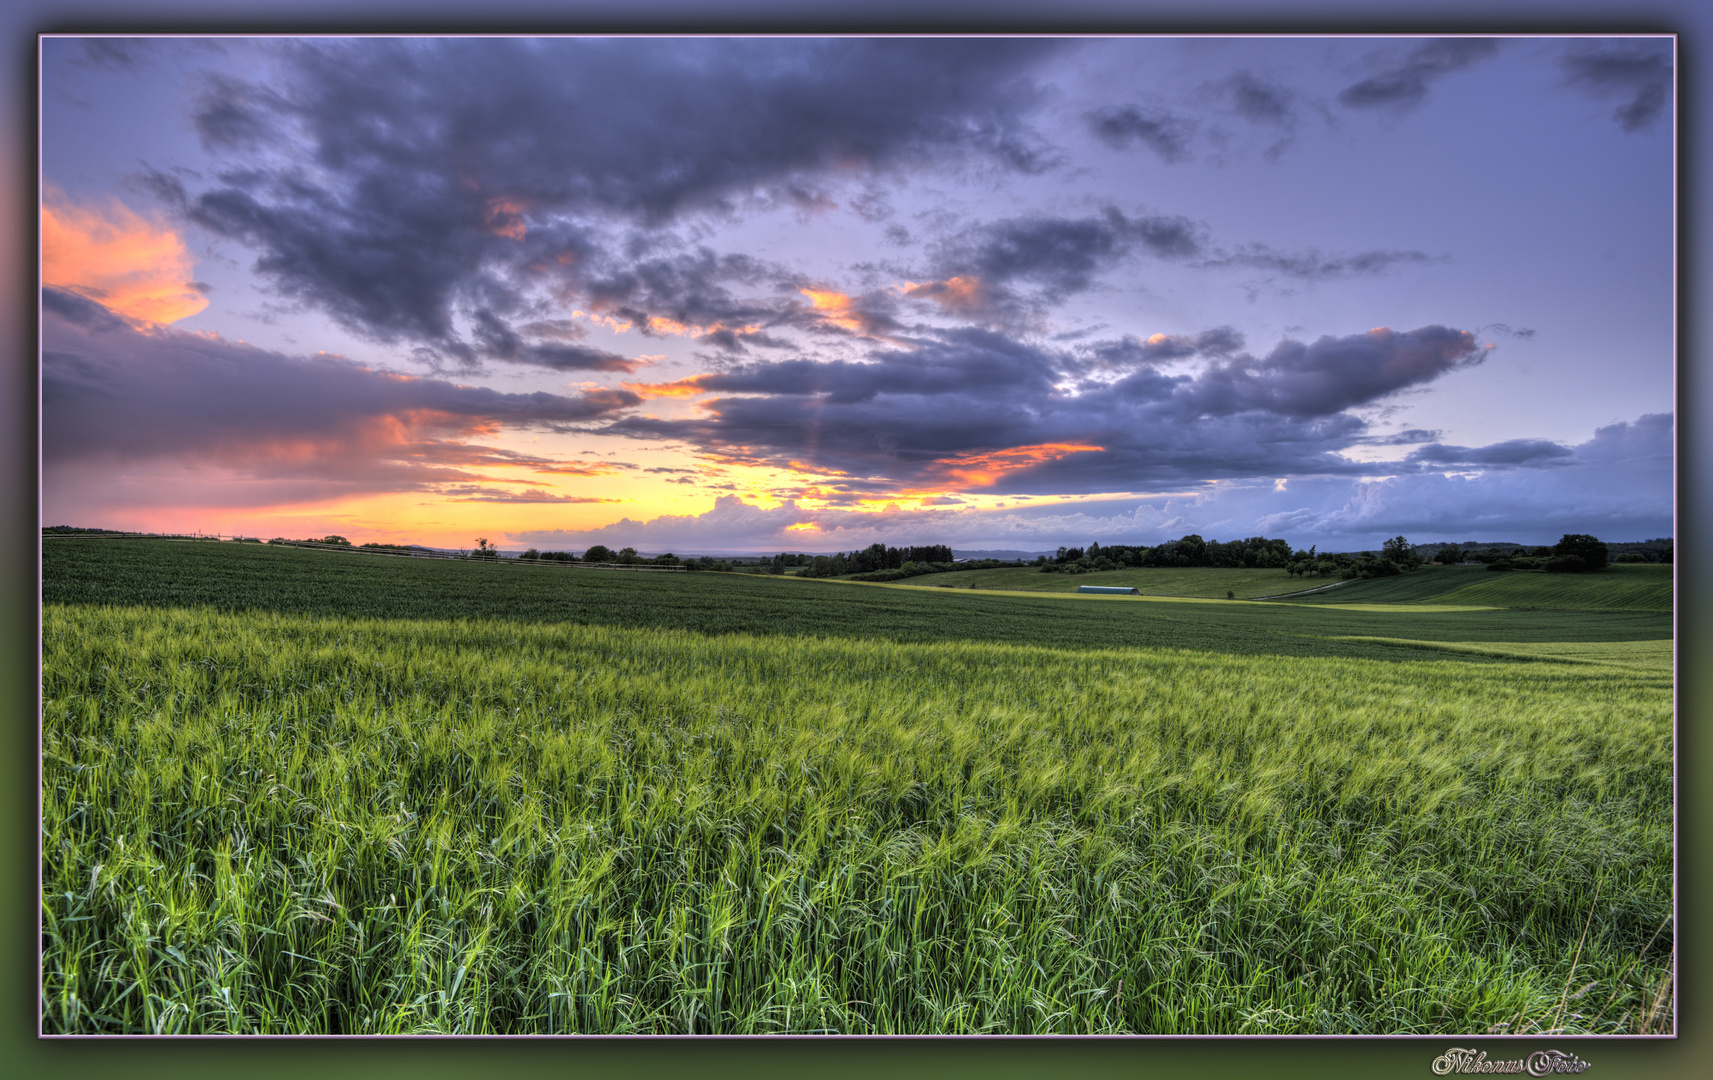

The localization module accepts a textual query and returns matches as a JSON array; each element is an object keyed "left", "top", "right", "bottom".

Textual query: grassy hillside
[
  {"left": 1432, "top": 565, "right": 1673, "bottom": 611},
  {"left": 42, "top": 603, "right": 1673, "bottom": 1034},
  {"left": 1271, "top": 564, "right": 1672, "bottom": 611},
  {"left": 42, "top": 539, "right": 1671, "bottom": 655}
]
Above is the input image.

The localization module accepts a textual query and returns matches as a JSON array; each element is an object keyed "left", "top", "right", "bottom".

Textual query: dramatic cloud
[
  {"left": 1338, "top": 39, "right": 1501, "bottom": 111},
  {"left": 168, "top": 38, "right": 1066, "bottom": 361},
  {"left": 42, "top": 191, "right": 209, "bottom": 324},
  {"left": 467, "top": 310, "right": 640, "bottom": 372},
  {"left": 1559, "top": 39, "right": 1673, "bottom": 132},
  {"left": 39, "top": 36, "right": 1673, "bottom": 550},
  {"left": 507, "top": 414, "right": 1672, "bottom": 554},
  {"left": 607, "top": 324, "right": 1486, "bottom": 493},
  {"left": 1183, "top": 325, "right": 1483, "bottom": 418},
  {"left": 43, "top": 288, "right": 638, "bottom": 507},
  {"left": 915, "top": 209, "right": 1206, "bottom": 321}
]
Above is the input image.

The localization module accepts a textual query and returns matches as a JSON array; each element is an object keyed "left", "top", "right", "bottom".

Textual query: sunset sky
[{"left": 40, "top": 35, "right": 1674, "bottom": 553}]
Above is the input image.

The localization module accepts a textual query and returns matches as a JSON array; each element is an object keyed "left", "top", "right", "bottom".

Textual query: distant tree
[
  {"left": 617, "top": 547, "right": 641, "bottom": 564},
  {"left": 583, "top": 544, "right": 614, "bottom": 563},
  {"left": 1552, "top": 534, "right": 1609, "bottom": 572},
  {"left": 320, "top": 535, "right": 351, "bottom": 546},
  {"left": 473, "top": 537, "right": 497, "bottom": 559},
  {"left": 519, "top": 548, "right": 540, "bottom": 561},
  {"left": 1381, "top": 535, "right": 1423, "bottom": 571}
]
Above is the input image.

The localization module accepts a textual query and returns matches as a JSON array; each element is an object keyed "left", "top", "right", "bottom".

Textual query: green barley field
[{"left": 41, "top": 539, "right": 1674, "bottom": 1034}]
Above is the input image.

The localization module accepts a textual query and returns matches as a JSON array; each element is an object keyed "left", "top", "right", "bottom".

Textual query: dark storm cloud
[
  {"left": 949, "top": 210, "right": 1205, "bottom": 281},
  {"left": 42, "top": 288, "right": 638, "bottom": 495},
  {"left": 1185, "top": 326, "right": 1483, "bottom": 418},
  {"left": 1085, "top": 104, "right": 1196, "bottom": 162},
  {"left": 580, "top": 248, "right": 804, "bottom": 339},
  {"left": 1559, "top": 40, "right": 1673, "bottom": 132},
  {"left": 917, "top": 209, "right": 1205, "bottom": 321},
  {"left": 607, "top": 323, "right": 1485, "bottom": 493},
  {"left": 1338, "top": 39, "right": 1501, "bottom": 111},
  {"left": 1403, "top": 438, "right": 1574, "bottom": 468},
  {"left": 173, "top": 38, "right": 1065, "bottom": 360},
  {"left": 468, "top": 310, "right": 639, "bottom": 372}
]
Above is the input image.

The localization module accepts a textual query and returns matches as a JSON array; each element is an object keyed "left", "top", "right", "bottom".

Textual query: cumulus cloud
[
  {"left": 1257, "top": 414, "right": 1673, "bottom": 543},
  {"left": 42, "top": 287, "right": 638, "bottom": 511},
  {"left": 1559, "top": 39, "right": 1673, "bottom": 132},
  {"left": 167, "top": 38, "right": 1066, "bottom": 363},
  {"left": 606, "top": 324, "right": 1486, "bottom": 494},
  {"left": 1338, "top": 39, "right": 1501, "bottom": 111}
]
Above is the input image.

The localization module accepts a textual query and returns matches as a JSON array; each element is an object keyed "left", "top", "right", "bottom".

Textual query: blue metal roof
[{"left": 1076, "top": 585, "right": 1140, "bottom": 595}]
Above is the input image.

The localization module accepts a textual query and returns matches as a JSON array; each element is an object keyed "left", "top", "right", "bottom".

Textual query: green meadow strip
[{"left": 42, "top": 604, "right": 1673, "bottom": 1034}]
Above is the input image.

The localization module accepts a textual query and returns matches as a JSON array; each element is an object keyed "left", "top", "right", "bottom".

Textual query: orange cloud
[
  {"left": 486, "top": 197, "right": 528, "bottom": 240},
  {"left": 900, "top": 275, "right": 987, "bottom": 314},
  {"left": 930, "top": 443, "right": 1105, "bottom": 488},
  {"left": 799, "top": 287, "right": 867, "bottom": 333},
  {"left": 621, "top": 376, "right": 712, "bottom": 400},
  {"left": 42, "top": 192, "right": 209, "bottom": 324}
]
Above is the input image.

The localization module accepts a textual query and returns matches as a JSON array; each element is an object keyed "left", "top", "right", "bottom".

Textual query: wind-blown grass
[{"left": 42, "top": 603, "right": 1673, "bottom": 1034}]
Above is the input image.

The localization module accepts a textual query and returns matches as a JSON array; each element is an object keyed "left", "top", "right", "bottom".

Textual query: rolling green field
[
  {"left": 1266, "top": 563, "right": 1673, "bottom": 611},
  {"left": 914, "top": 564, "right": 1298, "bottom": 599},
  {"left": 41, "top": 539, "right": 1674, "bottom": 1034}
]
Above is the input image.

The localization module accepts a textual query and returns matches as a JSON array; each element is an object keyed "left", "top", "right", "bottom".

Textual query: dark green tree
[
  {"left": 1380, "top": 535, "right": 1423, "bottom": 571},
  {"left": 1552, "top": 534, "right": 1609, "bottom": 572}
]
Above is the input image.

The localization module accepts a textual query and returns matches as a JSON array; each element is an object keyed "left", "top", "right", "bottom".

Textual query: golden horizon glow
[
  {"left": 621, "top": 376, "right": 711, "bottom": 399},
  {"left": 42, "top": 191, "right": 209, "bottom": 324}
]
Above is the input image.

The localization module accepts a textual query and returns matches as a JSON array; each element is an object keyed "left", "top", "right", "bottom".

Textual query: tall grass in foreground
[{"left": 42, "top": 605, "right": 1672, "bottom": 1034}]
